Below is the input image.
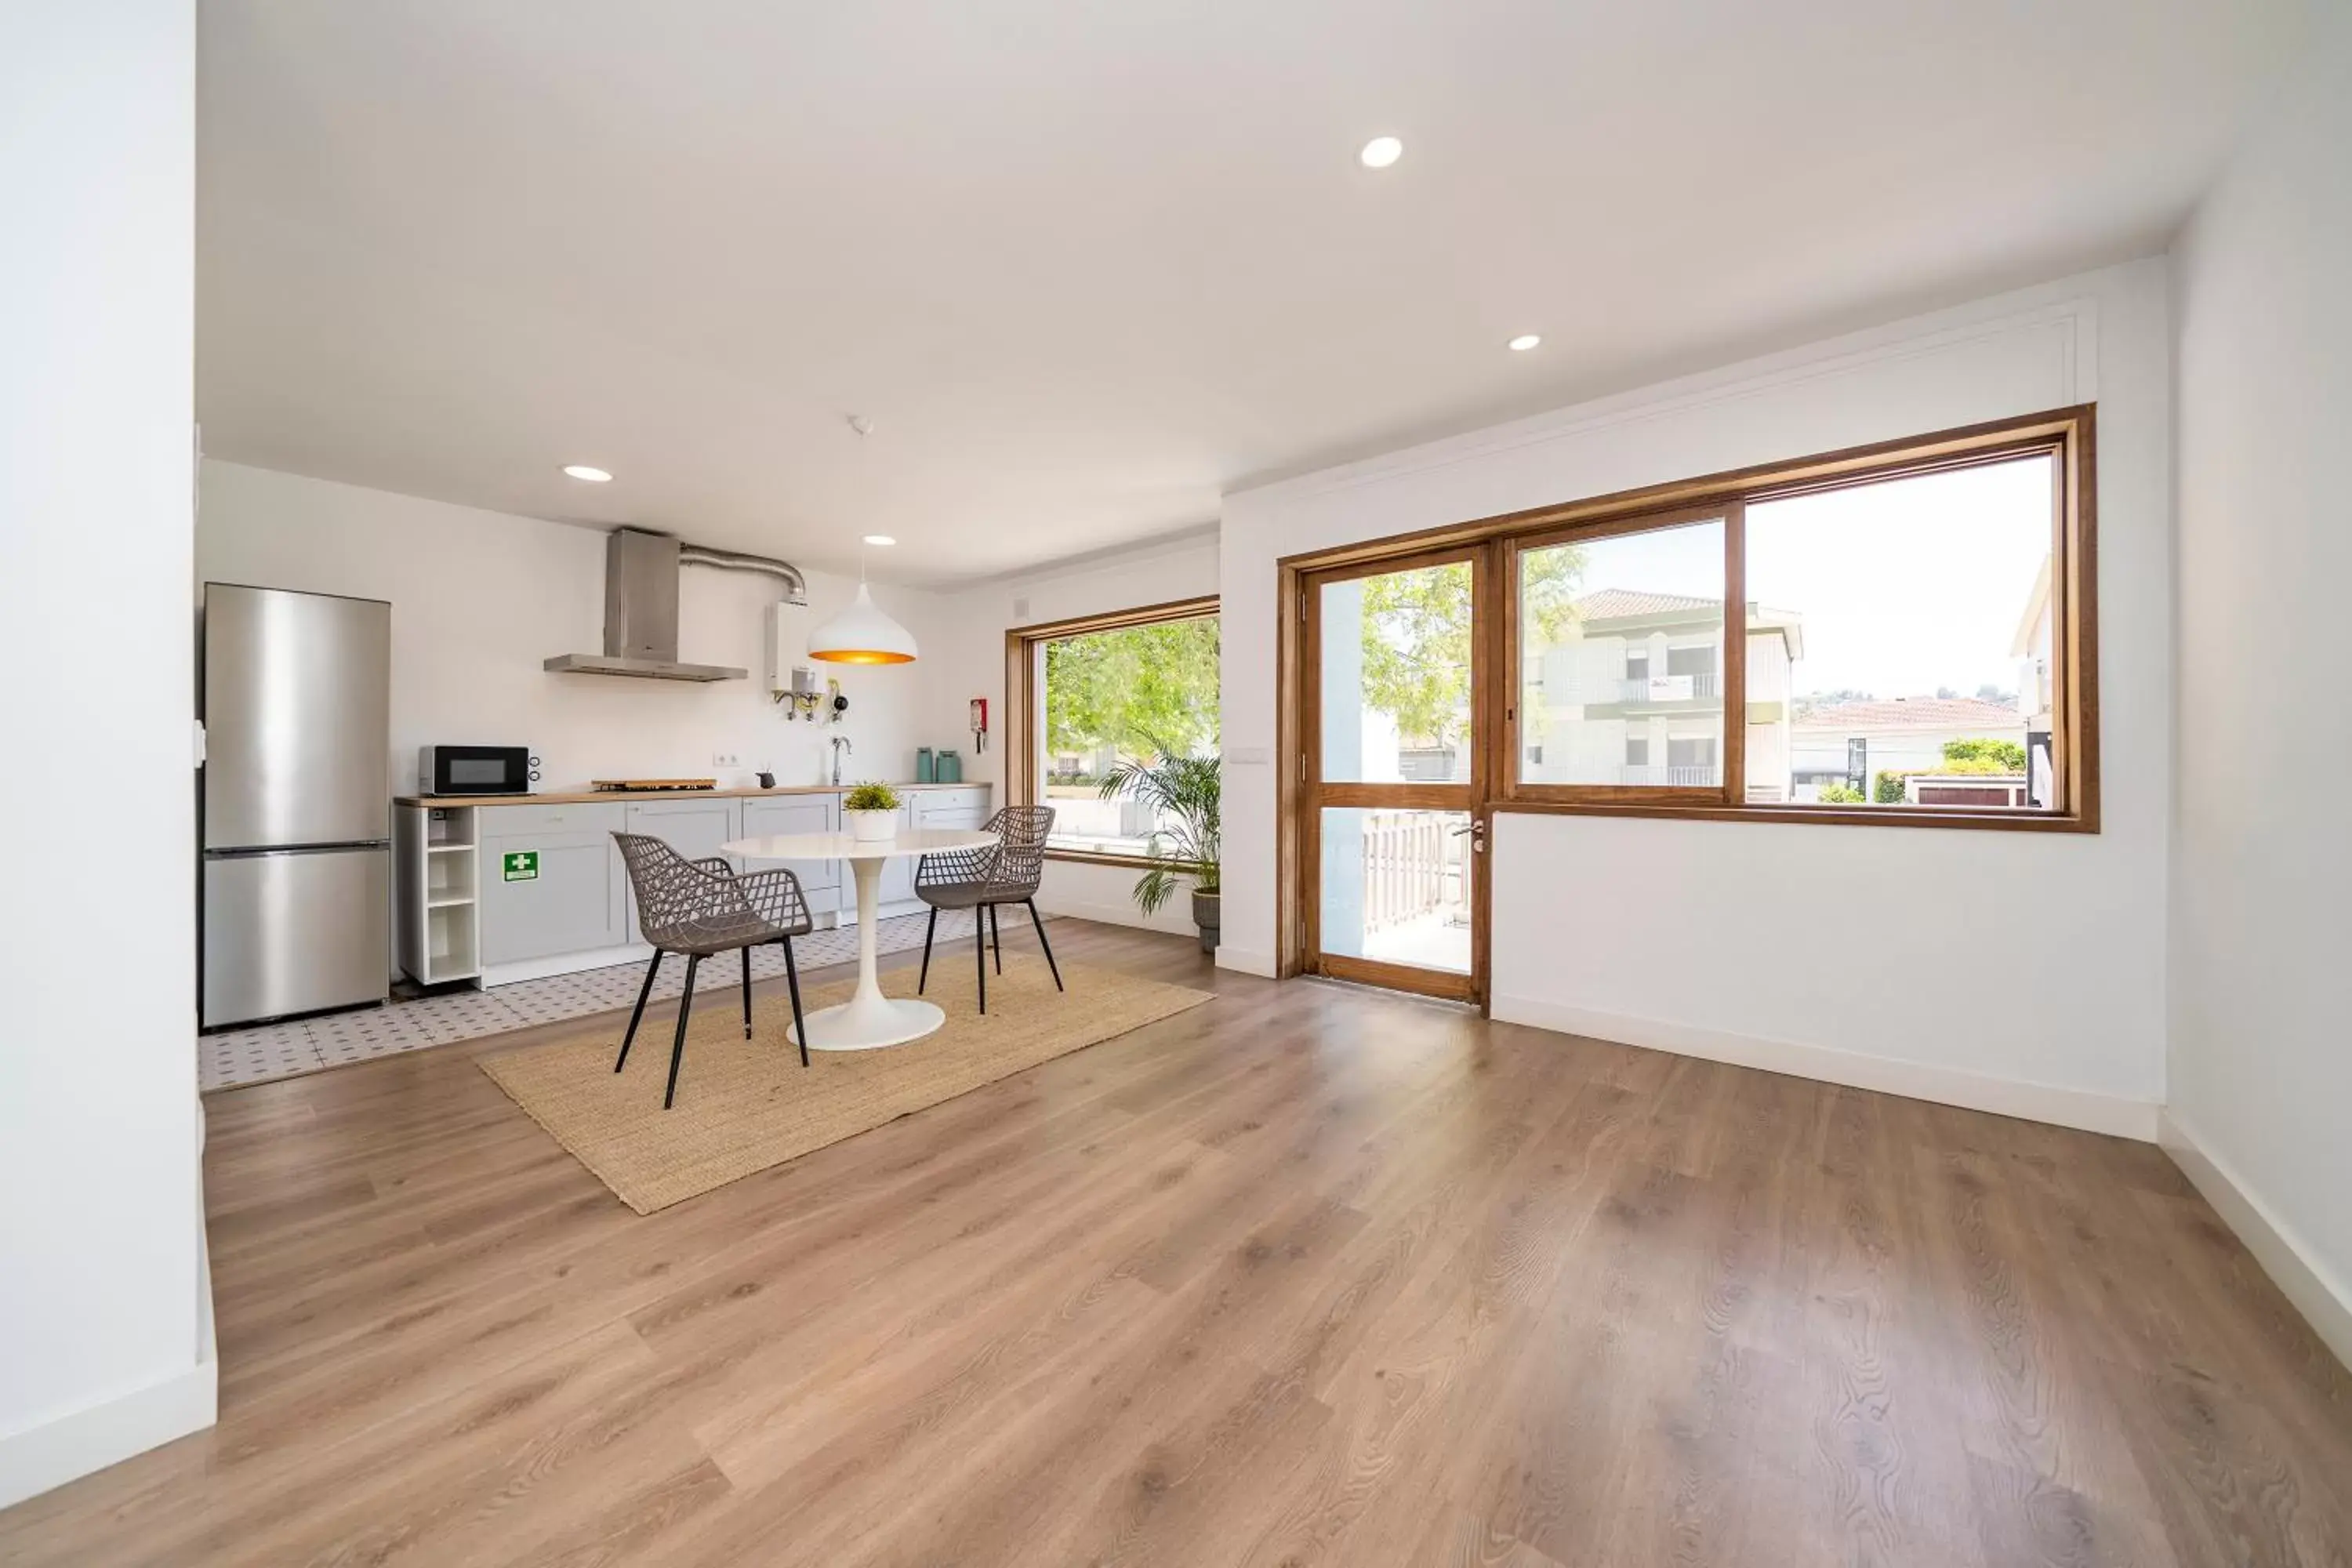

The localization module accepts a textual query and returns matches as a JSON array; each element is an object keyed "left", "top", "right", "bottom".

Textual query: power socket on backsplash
[{"left": 711, "top": 752, "right": 741, "bottom": 769}]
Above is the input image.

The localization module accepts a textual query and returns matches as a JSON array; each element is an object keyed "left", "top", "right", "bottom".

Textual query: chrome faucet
[{"left": 829, "top": 735, "right": 852, "bottom": 786}]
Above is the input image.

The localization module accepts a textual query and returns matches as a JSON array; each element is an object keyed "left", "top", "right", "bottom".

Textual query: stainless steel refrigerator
[{"left": 201, "top": 583, "right": 392, "bottom": 1029}]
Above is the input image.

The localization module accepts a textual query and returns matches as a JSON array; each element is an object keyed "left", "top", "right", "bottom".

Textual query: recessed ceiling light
[
  {"left": 562, "top": 464, "right": 612, "bottom": 482},
  {"left": 862, "top": 534, "right": 897, "bottom": 546},
  {"left": 1508, "top": 334, "right": 1542, "bottom": 352},
  {"left": 1359, "top": 136, "right": 1403, "bottom": 169}
]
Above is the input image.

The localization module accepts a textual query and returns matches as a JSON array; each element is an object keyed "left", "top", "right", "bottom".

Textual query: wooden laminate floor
[{"left": 4, "top": 921, "right": 2348, "bottom": 1566}]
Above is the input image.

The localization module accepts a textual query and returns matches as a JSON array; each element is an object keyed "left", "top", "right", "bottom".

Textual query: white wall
[
  {"left": 927, "top": 532, "right": 1220, "bottom": 935},
  {"left": 1222, "top": 261, "right": 2173, "bottom": 1137},
  {"left": 2168, "top": 10, "right": 2352, "bottom": 1360},
  {"left": 197, "top": 462, "right": 951, "bottom": 797},
  {"left": 0, "top": 0, "right": 214, "bottom": 1507}
]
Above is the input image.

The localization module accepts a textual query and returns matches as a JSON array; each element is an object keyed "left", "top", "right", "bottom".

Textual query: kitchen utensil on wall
[{"left": 970, "top": 697, "right": 989, "bottom": 754}]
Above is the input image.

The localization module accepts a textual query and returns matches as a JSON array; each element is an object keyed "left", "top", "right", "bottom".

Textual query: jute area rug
[{"left": 479, "top": 957, "right": 1210, "bottom": 1213}]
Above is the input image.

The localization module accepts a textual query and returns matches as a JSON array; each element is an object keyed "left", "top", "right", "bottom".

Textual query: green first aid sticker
[{"left": 503, "top": 851, "right": 539, "bottom": 882}]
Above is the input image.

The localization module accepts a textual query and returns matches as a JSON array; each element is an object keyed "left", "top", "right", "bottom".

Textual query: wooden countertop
[{"left": 395, "top": 780, "right": 989, "bottom": 808}]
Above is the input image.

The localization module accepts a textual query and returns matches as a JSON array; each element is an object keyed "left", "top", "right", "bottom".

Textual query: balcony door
[{"left": 1300, "top": 548, "right": 1494, "bottom": 1004}]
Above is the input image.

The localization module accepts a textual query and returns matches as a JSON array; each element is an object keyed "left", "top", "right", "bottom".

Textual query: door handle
[{"left": 1450, "top": 818, "right": 1488, "bottom": 852}]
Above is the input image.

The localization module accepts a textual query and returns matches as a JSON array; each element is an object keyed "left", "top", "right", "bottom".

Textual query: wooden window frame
[
  {"left": 1504, "top": 499, "right": 1748, "bottom": 809},
  {"left": 1004, "top": 593, "right": 1221, "bottom": 869},
  {"left": 1279, "top": 408, "right": 2107, "bottom": 982},
  {"left": 1276, "top": 405, "right": 2098, "bottom": 978}
]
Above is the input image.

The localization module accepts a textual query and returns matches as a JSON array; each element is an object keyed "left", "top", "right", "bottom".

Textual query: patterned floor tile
[{"left": 198, "top": 906, "right": 1008, "bottom": 1092}]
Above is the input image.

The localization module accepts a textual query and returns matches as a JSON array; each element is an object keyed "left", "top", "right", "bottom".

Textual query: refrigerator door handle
[{"left": 205, "top": 840, "right": 392, "bottom": 858}]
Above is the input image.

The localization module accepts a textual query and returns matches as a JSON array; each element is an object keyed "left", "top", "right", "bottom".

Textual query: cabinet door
[
  {"left": 739, "top": 794, "right": 840, "bottom": 916},
  {"left": 478, "top": 803, "right": 630, "bottom": 964},
  {"left": 622, "top": 797, "right": 742, "bottom": 866}
]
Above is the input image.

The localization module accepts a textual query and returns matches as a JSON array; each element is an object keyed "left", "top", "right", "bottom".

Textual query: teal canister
[
  {"left": 938, "top": 750, "right": 962, "bottom": 783},
  {"left": 916, "top": 747, "right": 935, "bottom": 783}
]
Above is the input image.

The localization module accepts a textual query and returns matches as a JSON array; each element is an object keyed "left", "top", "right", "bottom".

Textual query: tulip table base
[
  {"left": 789, "top": 851, "right": 946, "bottom": 1051},
  {"left": 789, "top": 995, "right": 946, "bottom": 1052}
]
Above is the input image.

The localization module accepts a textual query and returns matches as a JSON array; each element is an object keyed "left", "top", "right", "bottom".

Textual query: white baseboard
[
  {"left": 1215, "top": 945, "right": 1278, "bottom": 978},
  {"left": 0, "top": 1356, "right": 216, "bottom": 1511},
  {"left": 1489, "top": 994, "right": 2160, "bottom": 1142},
  {"left": 2158, "top": 1111, "right": 2352, "bottom": 1373},
  {"left": 480, "top": 943, "right": 651, "bottom": 988},
  {"left": 1036, "top": 896, "right": 1194, "bottom": 938}
]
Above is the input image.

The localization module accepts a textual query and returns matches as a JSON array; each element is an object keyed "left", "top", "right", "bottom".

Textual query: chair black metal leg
[
  {"left": 780, "top": 938, "right": 808, "bottom": 1066},
  {"left": 989, "top": 902, "right": 1002, "bottom": 973},
  {"left": 918, "top": 906, "right": 937, "bottom": 994},
  {"left": 615, "top": 949, "right": 662, "bottom": 1073},
  {"left": 665, "top": 953, "right": 701, "bottom": 1109},
  {"left": 975, "top": 907, "right": 987, "bottom": 1014},
  {"left": 1026, "top": 900, "right": 1063, "bottom": 992},
  {"left": 739, "top": 945, "right": 754, "bottom": 1039}
]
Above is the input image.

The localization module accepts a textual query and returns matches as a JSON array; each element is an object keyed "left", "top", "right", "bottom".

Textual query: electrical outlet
[{"left": 712, "top": 752, "right": 741, "bottom": 768}]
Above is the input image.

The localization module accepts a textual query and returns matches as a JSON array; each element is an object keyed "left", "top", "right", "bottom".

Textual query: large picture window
[
  {"left": 1508, "top": 441, "right": 2078, "bottom": 820},
  {"left": 1279, "top": 405, "right": 2096, "bottom": 840},
  {"left": 1007, "top": 597, "right": 1219, "bottom": 859}
]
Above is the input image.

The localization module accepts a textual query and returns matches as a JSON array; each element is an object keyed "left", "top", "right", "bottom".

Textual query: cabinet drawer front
[
  {"left": 477, "top": 801, "right": 626, "bottom": 838},
  {"left": 478, "top": 829, "right": 629, "bottom": 964},
  {"left": 915, "top": 788, "right": 989, "bottom": 826}
]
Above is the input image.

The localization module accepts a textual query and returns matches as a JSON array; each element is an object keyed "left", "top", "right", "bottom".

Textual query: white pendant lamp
[
  {"left": 809, "top": 579, "right": 916, "bottom": 665},
  {"left": 808, "top": 431, "right": 917, "bottom": 664}
]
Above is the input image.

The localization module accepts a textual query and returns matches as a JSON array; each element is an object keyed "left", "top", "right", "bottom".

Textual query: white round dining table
[{"left": 720, "top": 827, "right": 997, "bottom": 1051}]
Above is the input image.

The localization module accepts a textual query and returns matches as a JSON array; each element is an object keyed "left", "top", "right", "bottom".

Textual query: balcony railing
[
  {"left": 1618, "top": 765, "right": 1717, "bottom": 786},
  {"left": 1361, "top": 810, "right": 1455, "bottom": 933},
  {"left": 1620, "top": 672, "right": 1717, "bottom": 702}
]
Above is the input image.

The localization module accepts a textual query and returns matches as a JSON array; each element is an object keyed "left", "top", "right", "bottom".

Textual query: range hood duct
[
  {"left": 678, "top": 542, "right": 808, "bottom": 600},
  {"left": 543, "top": 528, "right": 806, "bottom": 682}
]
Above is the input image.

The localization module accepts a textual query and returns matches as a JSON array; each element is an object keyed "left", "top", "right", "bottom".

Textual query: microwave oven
[{"left": 418, "top": 745, "right": 539, "bottom": 797}]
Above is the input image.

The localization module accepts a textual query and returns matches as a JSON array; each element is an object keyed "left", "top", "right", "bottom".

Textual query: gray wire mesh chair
[
  {"left": 914, "top": 805, "right": 1061, "bottom": 1014},
  {"left": 612, "top": 832, "right": 815, "bottom": 1109}
]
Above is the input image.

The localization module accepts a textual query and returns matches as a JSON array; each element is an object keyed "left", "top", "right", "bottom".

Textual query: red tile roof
[{"left": 1794, "top": 696, "right": 2024, "bottom": 730}]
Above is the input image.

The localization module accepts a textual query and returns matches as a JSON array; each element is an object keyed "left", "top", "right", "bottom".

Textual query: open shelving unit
[{"left": 396, "top": 804, "right": 481, "bottom": 986}]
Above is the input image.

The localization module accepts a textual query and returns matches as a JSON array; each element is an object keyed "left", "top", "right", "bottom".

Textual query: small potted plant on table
[
  {"left": 1099, "top": 748, "right": 1221, "bottom": 952},
  {"left": 843, "top": 780, "right": 902, "bottom": 842}
]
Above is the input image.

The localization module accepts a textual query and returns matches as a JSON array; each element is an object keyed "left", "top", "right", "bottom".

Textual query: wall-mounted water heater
[{"left": 764, "top": 602, "right": 801, "bottom": 699}]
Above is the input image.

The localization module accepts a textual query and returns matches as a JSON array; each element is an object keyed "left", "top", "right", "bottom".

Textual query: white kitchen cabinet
[
  {"left": 430, "top": 784, "right": 988, "bottom": 980},
  {"left": 395, "top": 804, "right": 481, "bottom": 985},
  {"left": 621, "top": 796, "right": 742, "bottom": 866},
  {"left": 913, "top": 786, "right": 991, "bottom": 831},
  {"left": 477, "top": 802, "right": 630, "bottom": 967},
  {"left": 740, "top": 793, "right": 840, "bottom": 916}
]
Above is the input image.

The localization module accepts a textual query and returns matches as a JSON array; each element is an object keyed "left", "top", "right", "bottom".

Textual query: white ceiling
[{"left": 198, "top": 0, "right": 2307, "bottom": 586}]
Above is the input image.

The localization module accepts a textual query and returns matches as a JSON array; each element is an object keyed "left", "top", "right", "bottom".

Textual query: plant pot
[
  {"left": 844, "top": 808, "right": 897, "bottom": 843},
  {"left": 1191, "top": 888, "right": 1221, "bottom": 954}
]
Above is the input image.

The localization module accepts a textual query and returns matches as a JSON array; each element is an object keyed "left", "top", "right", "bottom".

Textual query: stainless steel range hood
[{"left": 544, "top": 528, "right": 805, "bottom": 682}]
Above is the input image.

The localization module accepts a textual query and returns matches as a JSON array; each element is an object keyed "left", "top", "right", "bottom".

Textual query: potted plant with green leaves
[
  {"left": 1098, "top": 747, "right": 1221, "bottom": 952},
  {"left": 842, "top": 780, "right": 902, "bottom": 843}
]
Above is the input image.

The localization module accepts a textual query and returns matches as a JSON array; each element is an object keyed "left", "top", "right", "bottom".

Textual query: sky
[{"left": 1530, "top": 455, "right": 2053, "bottom": 697}]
